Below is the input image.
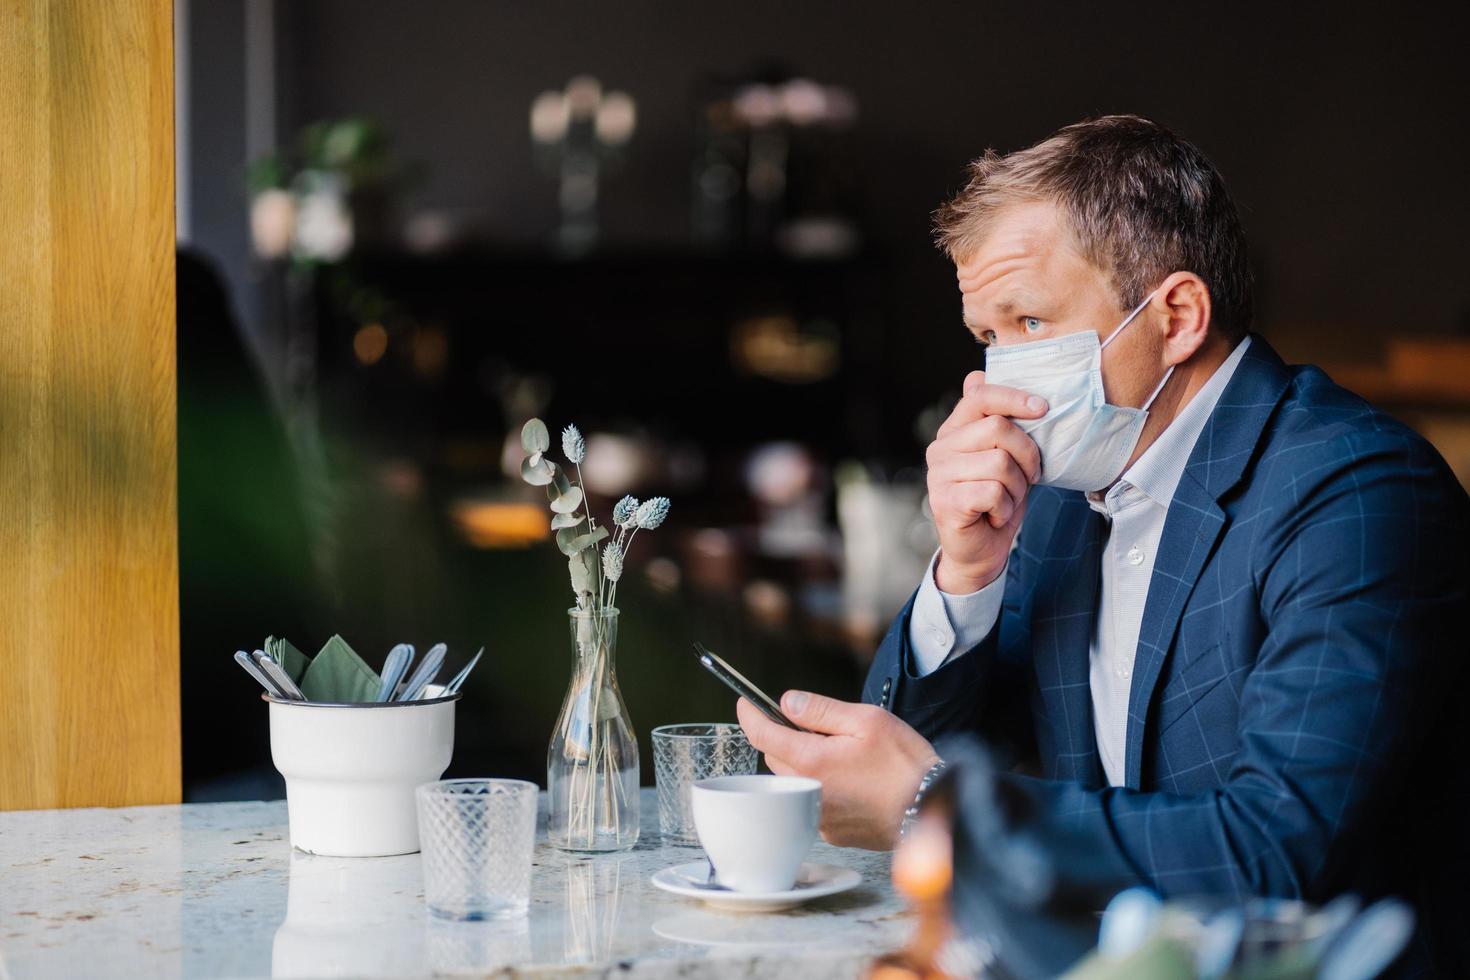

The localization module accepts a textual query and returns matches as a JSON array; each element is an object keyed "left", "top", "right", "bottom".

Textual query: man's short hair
[{"left": 934, "top": 115, "right": 1254, "bottom": 339}]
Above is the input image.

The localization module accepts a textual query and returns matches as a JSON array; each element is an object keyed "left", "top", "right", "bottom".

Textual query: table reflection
[
  {"left": 425, "top": 915, "right": 533, "bottom": 975},
  {"left": 251, "top": 791, "right": 899, "bottom": 977},
  {"left": 271, "top": 850, "right": 424, "bottom": 978},
  {"left": 652, "top": 907, "right": 857, "bottom": 951},
  {"left": 552, "top": 852, "right": 641, "bottom": 964}
]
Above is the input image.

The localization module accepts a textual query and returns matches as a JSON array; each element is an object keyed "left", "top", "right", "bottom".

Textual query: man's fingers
[
  {"left": 1001, "top": 492, "right": 1030, "bottom": 532},
  {"left": 736, "top": 697, "right": 821, "bottom": 769},
  {"left": 987, "top": 493, "right": 1018, "bottom": 529},
  {"left": 936, "top": 384, "right": 1048, "bottom": 438},
  {"left": 935, "top": 480, "right": 1018, "bottom": 530},
  {"left": 962, "top": 370, "right": 986, "bottom": 397},
  {"left": 929, "top": 446, "right": 1034, "bottom": 509},
  {"left": 780, "top": 691, "right": 880, "bottom": 737},
  {"left": 932, "top": 416, "right": 1042, "bottom": 484}
]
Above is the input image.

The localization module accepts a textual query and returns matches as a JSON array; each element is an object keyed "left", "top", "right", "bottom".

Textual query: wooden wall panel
[{"left": 0, "top": 0, "right": 179, "bottom": 808}]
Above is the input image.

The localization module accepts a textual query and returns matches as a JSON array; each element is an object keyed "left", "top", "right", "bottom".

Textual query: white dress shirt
[{"left": 909, "top": 337, "right": 1252, "bottom": 785}]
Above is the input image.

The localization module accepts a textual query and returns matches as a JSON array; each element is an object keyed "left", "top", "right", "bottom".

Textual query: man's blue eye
[{"left": 1023, "top": 317, "right": 1043, "bottom": 332}]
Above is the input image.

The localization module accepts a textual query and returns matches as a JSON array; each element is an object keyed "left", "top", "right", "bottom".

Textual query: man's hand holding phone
[
  {"left": 926, "top": 371, "right": 1046, "bottom": 594},
  {"left": 736, "top": 691, "right": 939, "bottom": 851}
]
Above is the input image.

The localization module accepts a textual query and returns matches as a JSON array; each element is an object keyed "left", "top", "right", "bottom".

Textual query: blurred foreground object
[
  {"left": 870, "top": 739, "right": 1417, "bottom": 980},
  {"left": 867, "top": 794, "right": 966, "bottom": 980},
  {"left": 1066, "top": 891, "right": 1413, "bottom": 980},
  {"left": 941, "top": 740, "right": 1126, "bottom": 977}
]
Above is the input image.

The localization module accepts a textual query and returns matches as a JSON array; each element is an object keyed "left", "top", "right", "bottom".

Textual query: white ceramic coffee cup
[
  {"left": 268, "top": 689, "right": 458, "bottom": 857},
  {"left": 690, "top": 774, "right": 821, "bottom": 893}
]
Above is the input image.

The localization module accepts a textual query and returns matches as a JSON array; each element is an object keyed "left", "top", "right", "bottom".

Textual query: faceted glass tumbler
[
  {"left": 416, "top": 779, "right": 539, "bottom": 920},
  {"left": 652, "top": 724, "right": 759, "bottom": 845}
]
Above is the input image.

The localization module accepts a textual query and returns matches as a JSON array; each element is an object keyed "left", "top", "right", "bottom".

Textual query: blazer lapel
[
  {"left": 1122, "top": 336, "right": 1295, "bottom": 788},
  {"left": 1122, "top": 475, "right": 1226, "bottom": 787},
  {"left": 1031, "top": 493, "right": 1106, "bottom": 785}
]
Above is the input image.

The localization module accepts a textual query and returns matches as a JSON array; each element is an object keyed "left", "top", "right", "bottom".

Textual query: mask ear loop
[
  {"left": 1099, "top": 290, "right": 1157, "bottom": 351},
  {"left": 1099, "top": 289, "right": 1174, "bottom": 411},
  {"left": 1141, "top": 363, "right": 1176, "bottom": 411}
]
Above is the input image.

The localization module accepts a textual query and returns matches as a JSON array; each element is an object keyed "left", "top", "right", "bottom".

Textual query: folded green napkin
[
  {"left": 266, "top": 633, "right": 382, "bottom": 703},
  {"left": 265, "top": 635, "right": 311, "bottom": 684}
]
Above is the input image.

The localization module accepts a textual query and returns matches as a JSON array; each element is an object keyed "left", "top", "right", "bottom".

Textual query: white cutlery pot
[{"left": 268, "top": 692, "right": 459, "bottom": 857}]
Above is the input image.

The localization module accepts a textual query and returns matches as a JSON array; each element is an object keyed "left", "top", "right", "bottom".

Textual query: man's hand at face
[
  {"left": 927, "top": 371, "right": 1046, "bottom": 594},
  {"left": 736, "top": 692, "right": 940, "bottom": 851}
]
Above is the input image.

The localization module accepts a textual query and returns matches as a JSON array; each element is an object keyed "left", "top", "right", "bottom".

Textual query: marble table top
[{"left": 0, "top": 788, "right": 911, "bottom": 978}]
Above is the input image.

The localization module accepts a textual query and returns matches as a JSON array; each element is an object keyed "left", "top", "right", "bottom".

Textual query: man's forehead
[{"left": 955, "top": 201, "right": 1069, "bottom": 292}]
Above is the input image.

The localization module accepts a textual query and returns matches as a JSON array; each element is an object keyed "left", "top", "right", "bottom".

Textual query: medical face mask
[{"left": 981, "top": 291, "right": 1172, "bottom": 492}]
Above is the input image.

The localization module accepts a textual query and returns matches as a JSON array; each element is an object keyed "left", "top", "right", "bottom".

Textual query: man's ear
[{"left": 1157, "top": 271, "right": 1211, "bottom": 365}]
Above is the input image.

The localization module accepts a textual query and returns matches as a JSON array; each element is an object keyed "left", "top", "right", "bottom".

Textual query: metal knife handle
[
  {"left": 253, "top": 650, "right": 306, "bottom": 700},
  {"left": 235, "top": 650, "right": 286, "bottom": 698},
  {"left": 444, "top": 647, "right": 484, "bottom": 695},
  {"left": 399, "top": 643, "right": 447, "bottom": 701},
  {"left": 377, "top": 644, "right": 411, "bottom": 702}
]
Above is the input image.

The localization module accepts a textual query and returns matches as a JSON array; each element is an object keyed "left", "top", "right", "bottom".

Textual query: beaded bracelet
[{"left": 899, "top": 759, "right": 948, "bottom": 840}]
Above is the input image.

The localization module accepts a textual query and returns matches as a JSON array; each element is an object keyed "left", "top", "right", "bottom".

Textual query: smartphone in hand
[{"left": 693, "top": 642, "right": 812, "bottom": 733}]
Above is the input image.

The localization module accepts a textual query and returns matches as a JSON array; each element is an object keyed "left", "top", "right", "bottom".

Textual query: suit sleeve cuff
[{"left": 907, "top": 550, "right": 1007, "bottom": 676}]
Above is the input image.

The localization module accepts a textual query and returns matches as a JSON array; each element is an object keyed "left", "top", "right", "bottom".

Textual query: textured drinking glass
[
  {"left": 652, "top": 724, "right": 759, "bottom": 845},
  {"left": 417, "top": 779, "right": 539, "bottom": 920}
]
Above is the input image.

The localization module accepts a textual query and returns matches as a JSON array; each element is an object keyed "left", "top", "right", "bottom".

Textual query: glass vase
[{"left": 547, "top": 608, "right": 639, "bottom": 852}]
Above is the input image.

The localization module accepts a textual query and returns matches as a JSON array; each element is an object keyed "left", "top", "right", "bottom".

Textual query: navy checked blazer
[{"left": 862, "top": 336, "right": 1470, "bottom": 974}]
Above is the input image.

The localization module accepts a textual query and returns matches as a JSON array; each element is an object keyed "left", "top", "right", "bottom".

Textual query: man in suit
[{"left": 737, "top": 115, "right": 1469, "bottom": 972}]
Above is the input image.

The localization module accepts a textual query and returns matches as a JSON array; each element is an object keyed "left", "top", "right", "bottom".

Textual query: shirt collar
[{"left": 1089, "top": 336, "right": 1252, "bottom": 514}]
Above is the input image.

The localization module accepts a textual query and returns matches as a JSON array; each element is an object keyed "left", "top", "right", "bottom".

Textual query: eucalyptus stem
[
  {"left": 575, "top": 461, "right": 604, "bottom": 605},
  {"left": 585, "top": 651, "right": 601, "bottom": 846}
]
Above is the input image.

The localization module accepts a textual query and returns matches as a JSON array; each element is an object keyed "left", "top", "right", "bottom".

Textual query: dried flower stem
[{"left": 519, "top": 419, "right": 669, "bottom": 850}]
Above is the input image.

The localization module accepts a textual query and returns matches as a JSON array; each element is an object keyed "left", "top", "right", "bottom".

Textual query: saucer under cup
[
  {"left": 651, "top": 860, "right": 860, "bottom": 912},
  {"left": 690, "top": 774, "right": 820, "bottom": 893}
]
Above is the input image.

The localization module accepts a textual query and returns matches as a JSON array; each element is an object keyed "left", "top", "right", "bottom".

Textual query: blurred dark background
[{"left": 176, "top": 0, "right": 1470, "bottom": 801}]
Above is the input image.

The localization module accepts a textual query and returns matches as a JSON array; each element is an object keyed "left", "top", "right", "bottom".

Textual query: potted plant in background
[{"left": 519, "top": 419, "right": 671, "bottom": 851}]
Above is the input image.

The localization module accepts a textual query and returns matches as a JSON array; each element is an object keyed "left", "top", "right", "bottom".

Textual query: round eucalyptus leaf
[
  {"left": 556, "top": 523, "right": 590, "bottom": 555},
  {"left": 520, "top": 455, "right": 555, "bottom": 486},
  {"left": 549, "top": 485, "right": 584, "bottom": 514},
  {"left": 550, "top": 512, "right": 583, "bottom": 529},
  {"left": 596, "top": 689, "right": 621, "bottom": 720},
  {"left": 521, "top": 418, "right": 550, "bottom": 454}
]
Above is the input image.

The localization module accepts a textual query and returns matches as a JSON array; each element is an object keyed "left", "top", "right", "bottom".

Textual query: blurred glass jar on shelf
[
  {"left": 248, "top": 117, "right": 418, "bottom": 265},
  {"left": 530, "top": 75, "right": 637, "bottom": 255},
  {"left": 835, "top": 461, "right": 936, "bottom": 645},
  {"left": 747, "top": 442, "right": 831, "bottom": 560},
  {"left": 690, "top": 67, "right": 860, "bottom": 257}
]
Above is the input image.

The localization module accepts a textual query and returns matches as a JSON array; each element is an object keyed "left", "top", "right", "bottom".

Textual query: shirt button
[
  {"left": 1116, "top": 666, "right": 1131, "bottom": 680},
  {"left": 1125, "top": 546, "right": 1144, "bottom": 565}
]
